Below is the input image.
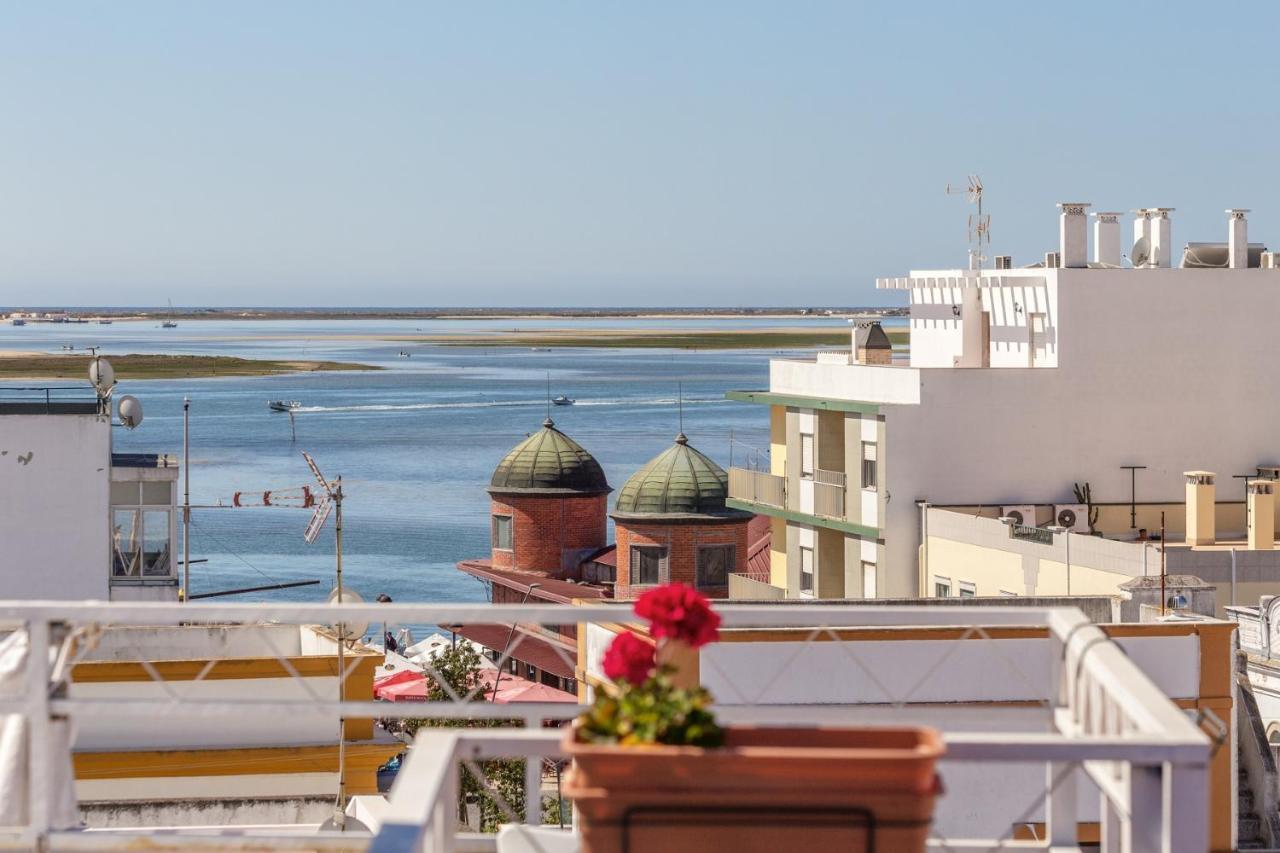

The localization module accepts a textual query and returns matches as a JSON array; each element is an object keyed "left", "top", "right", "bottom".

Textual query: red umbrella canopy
[{"left": 375, "top": 673, "right": 429, "bottom": 702}]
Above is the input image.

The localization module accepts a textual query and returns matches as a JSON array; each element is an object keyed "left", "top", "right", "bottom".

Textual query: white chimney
[
  {"left": 1093, "top": 211, "right": 1122, "bottom": 267},
  {"left": 1149, "top": 208, "right": 1174, "bottom": 267},
  {"left": 1057, "top": 202, "right": 1090, "bottom": 268},
  {"left": 1132, "top": 208, "right": 1152, "bottom": 250},
  {"left": 1228, "top": 209, "right": 1250, "bottom": 269}
]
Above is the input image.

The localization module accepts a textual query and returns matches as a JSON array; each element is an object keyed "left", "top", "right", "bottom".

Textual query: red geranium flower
[
  {"left": 601, "top": 631, "right": 656, "bottom": 685},
  {"left": 634, "top": 583, "right": 721, "bottom": 648}
]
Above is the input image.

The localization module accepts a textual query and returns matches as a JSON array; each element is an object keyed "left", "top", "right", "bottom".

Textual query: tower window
[
  {"left": 630, "top": 545, "right": 668, "bottom": 586},
  {"left": 799, "top": 546, "right": 814, "bottom": 593},
  {"left": 492, "top": 514, "right": 513, "bottom": 550},
  {"left": 696, "top": 545, "right": 735, "bottom": 588}
]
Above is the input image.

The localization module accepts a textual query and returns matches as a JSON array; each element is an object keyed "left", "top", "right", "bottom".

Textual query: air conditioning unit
[
  {"left": 1053, "top": 504, "right": 1089, "bottom": 533},
  {"left": 1000, "top": 505, "right": 1037, "bottom": 527}
]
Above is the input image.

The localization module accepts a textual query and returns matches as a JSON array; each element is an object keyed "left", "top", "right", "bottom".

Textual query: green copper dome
[
  {"left": 489, "top": 419, "right": 611, "bottom": 495},
  {"left": 612, "top": 434, "right": 750, "bottom": 519}
]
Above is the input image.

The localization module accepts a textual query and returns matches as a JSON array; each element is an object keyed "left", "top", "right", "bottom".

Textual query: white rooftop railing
[{"left": 0, "top": 601, "right": 1211, "bottom": 852}]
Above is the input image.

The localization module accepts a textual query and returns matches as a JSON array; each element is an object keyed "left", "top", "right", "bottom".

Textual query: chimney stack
[
  {"left": 1149, "top": 208, "right": 1174, "bottom": 268},
  {"left": 1249, "top": 480, "right": 1275, "bottom": 550},
  {"left": 1057, "top": 203, "right": 1090, "bottom": 268},
  {"left": 1132, "top": 209, "right": 1152, "bottom": 260},
  {"left": 1184, "top": 471, "right": 1216, "bottom": 546},
  {"left": 1228, "top": 209, "right": 1250, "bottom": 269},
  {"left": 1093, "top": 212, "right": 1122, "bottom": 267}
]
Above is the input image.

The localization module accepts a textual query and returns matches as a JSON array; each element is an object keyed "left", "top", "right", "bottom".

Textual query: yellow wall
[
  {"left": 769, "top": 516, "right": 787, "bottom": 589},
  {"left": 926, "top": 537, "right": 1132, "bottom": 597},
  {"left": 769, "top": 405, "right": 786, "bottom": 477}
]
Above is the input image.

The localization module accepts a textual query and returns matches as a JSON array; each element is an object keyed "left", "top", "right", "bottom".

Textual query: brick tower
[
  {"left": 487, "top": 417, "right": 611, "bottom": 578},
  {"left": 611, "top": 432, "right": 752, "bottom": 600}
]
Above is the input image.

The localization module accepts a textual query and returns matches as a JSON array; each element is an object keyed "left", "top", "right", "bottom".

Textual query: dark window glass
[
  {"left": 696, "top": 545, "right": 734, "bottom": 588},
  {"left": 630, "top": 546, "right": 667, "bottom": 585},
  {"left": 492, "top": 515, "right": 513, "bottom": 550}
]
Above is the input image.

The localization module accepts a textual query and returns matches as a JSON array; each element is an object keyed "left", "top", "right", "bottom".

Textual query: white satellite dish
[
  {"left": 117, "top": 395, "right": 144, "bottom": 429},
  {"left": 89, "top": 358, "right": 115, "bottom": 393},
  {"left": 327, "top": 587, "right": 368, "bottom": 640},
  {"left": 1130, "top": 236, "right": 1151, "bottom": 268}
]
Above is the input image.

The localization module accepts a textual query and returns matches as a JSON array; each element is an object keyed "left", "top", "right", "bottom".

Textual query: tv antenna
[
  {"left": 299, "top": 450, "right": 357, "bottom": 829},
  {"left": 945, "top": 175, "right": 990, "bottom": 270}
]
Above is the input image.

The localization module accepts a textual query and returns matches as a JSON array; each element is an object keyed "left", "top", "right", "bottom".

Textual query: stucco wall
[{"left": 0, "top": 413, "right": 112, "bottom": 600}]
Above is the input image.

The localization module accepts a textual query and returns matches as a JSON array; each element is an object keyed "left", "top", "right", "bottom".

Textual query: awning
[{"left": 453, "top": 625, "right": 577, "bottom": 680}]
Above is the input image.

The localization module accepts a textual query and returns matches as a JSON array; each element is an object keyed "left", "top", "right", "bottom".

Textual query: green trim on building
[
  {"left": 725, "top": 497, "right": 881, "bottom": 540},
  {"left": 725, "top": 390, "right": 881, "bottom": 415}
]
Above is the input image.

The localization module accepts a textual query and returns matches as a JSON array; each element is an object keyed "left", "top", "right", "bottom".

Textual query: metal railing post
[
  {"left": 1044, "top": 761, "right": 1078, "bottom": 846},
  {"left": 524, "top": 748, "right": 543, "bottom": 827},
  {"left": 1125, "top": 764, "right": 1163, "bottom": 853},
  {"left": 25, "top": 618, "right": 51, "bottom": 845}
]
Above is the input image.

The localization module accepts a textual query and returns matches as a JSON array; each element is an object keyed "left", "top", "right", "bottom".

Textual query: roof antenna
[
  {"left": 945, "top": 175, "right": 990, "bottom": 271},
  {"left": 676, "top": 381, "right": 687, "bottom": 444}
]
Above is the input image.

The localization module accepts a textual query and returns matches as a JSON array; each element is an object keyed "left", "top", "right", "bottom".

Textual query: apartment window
[
  {"left": 799, "top": 546, "right": 814, "bottom": 593},
  {"left": 861, "top": 561, "right": 877, "bottom": 599},
  {"left": 111, "top": 508, "right": 173, "bottom": 579},
  {"left": 492, "top": 514, "right": 513, "bottom": 550},
  {"left": 696, "top": 545, "right": 734, "bottom": 588},
  {"left": 861, "top": 442, "right": 877, "bottom": 490},
  {"left": 800, "top": 433, "right": 815, "bottom": 478},
  {"left": 958, "top": 581, "right": 977, "bottom": 598},
  {"left": 933, "top": 576, "right": 951, "bottom": 598},
  {"left": 630, "top": 545, "right": 668, "bottom": 586}
]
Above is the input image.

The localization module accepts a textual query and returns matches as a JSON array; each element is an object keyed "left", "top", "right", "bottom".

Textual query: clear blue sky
[{"left": 2, "top": 2, "right": 1275, "bottom": 307}]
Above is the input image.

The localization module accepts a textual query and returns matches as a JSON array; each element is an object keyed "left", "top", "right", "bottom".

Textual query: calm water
[{"left": 1, "top": 316, "right": 891, "bottom": 606}]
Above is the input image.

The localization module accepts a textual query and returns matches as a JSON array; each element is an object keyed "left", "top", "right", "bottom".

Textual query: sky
[{"left": 2, "top": 2, "right": 1278, "bottom": 308}]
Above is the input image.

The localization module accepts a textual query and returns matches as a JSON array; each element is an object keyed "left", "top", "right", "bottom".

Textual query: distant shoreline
[
  {"left": 1, "top": 307, "right": 907, "bottom": 323},
  {"left": 394, "top": 326, "right": 910, "bottom": 350},
  {"left": 0, "top": 353, "right": 380, "bottom": 381}
]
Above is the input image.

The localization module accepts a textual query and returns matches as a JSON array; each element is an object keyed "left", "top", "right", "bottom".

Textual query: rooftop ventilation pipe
[
  {"left": 1132, "top": 209, "right": 1152, "bottom": 255},
  {"left": 1184, "top": 471, "right": 1216, "bottom": 546},
  {"left": 1150, "top": 208, "right": 1174, "bottom": 268},
  {"left": 1249, "top": 480, "right": 1275, "bottom": 550},
  {"left": 1057, "top": 203, "right": 1090, "bottom": 268},
  {"left": 1228, "top": 209, "right": 1250, "bottom": 269},
  {"left": 1093, "top": 212, "right": 1122, "bottom": 267}
]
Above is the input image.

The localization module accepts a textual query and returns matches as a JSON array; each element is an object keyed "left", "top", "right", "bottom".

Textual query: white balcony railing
[{"left": 0, "top": 600, "right": 1211, "bottom": 852}]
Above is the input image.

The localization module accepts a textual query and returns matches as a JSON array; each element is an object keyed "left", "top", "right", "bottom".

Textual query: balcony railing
[
  {"left": 0, "top": 600, "right": 1211, "bottom": 851},
  {"left": 727, "top": 467, "right": 785, "bottom": 509},
  {"left": 812, "top": 482, "right": 844, "bottom": 519}
]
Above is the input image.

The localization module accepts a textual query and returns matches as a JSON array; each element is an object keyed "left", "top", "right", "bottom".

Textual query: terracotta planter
[{"left": 562, "top": 725, "right": 944, "bottom": 853}]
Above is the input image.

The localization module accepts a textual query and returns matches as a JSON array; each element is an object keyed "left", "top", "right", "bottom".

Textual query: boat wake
[{"left": 291, "top": 397, "right": 731, "bottom": 414}]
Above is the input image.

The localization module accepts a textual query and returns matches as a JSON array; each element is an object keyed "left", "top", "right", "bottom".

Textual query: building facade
[
  {"left": 728, "top": 203, "right": 1280, "bottom": 599},
  {"left": 0, "top": 382, "right": 179, "bottom": 602}
]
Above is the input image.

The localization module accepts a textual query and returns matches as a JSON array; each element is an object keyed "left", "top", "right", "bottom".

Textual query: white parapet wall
[{"left": 769, "top": 360, "right": 920, "bottom": 405}]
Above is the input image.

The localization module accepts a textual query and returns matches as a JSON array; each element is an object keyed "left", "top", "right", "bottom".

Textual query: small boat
[
  {"left": 397, "top": 351, "right": 411, "bottom": 358},
  {"left": 160, "top": 320, "right": 178, "bottom": 328},
  {"left": 97, "top": 319, "right": 113, "bottom": 325},
  {"left": 10, "top": 318, "right": 24, "bottom": 326},
  {"left": 268, "top": 400, "right": 302, "bottom": 412},
  {"left": 60, "top": 345, "right": 74, "bottom": 351},
  {"left": 552, "top": 395, "right": 574, "bottom": 407}
]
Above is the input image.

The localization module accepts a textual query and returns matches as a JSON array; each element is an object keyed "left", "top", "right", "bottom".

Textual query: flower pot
[{"left": 563, "top": 724, "right": 944, "bottom": 853}]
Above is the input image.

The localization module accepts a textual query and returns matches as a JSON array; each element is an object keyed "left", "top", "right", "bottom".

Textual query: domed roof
[
  {"left": 612, "top": 434, "right": 751, "bottom": 520},
  {"left": 489, "top": 418, "right": 611, "bottom": 495}
]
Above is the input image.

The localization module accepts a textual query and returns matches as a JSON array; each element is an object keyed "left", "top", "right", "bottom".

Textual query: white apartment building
[
  {"left": 0, "top": 379, "right": 179, "bottom": 601},
  {"left": 728, "top": 203, "right": 1280, "bottom": 599}
]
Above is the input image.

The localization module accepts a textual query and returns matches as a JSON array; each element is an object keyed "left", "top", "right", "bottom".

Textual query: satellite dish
[
  {"left": 327, "top": 587, "right": 369, "bottom": 640},
  {"left": 117, "top": 395, "right": 144, "bottom": 429},
  {"left": 89, "top": 358, "right": 115, "bottom": 393},
  {"left": 1130, "top": 236, "right": 1151, "bottom": 268}
]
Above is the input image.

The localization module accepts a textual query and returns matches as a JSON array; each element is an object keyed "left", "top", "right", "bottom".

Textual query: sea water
[{"left": 0, "top": 316, "right": 888, "bottom": 606}]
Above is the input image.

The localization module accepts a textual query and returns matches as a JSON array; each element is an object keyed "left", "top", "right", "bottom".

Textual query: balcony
[
  {"left": 0, "top": 599, "right": 1215, "bottom": 851},
  {"left": 727, "top": 467, "right": 785, "bottom": 509},
  {"left": 812, "top": 468, "right": 845, "bottom": 520}
]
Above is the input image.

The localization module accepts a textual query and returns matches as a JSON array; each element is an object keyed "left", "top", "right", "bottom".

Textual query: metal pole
[
  {"left": 334, "top": 477, "right": 346, "bottom": 827},
  {"left": 183, "top": 397, "right": 191, "bottom": 603},
  {"left": 1121, "top": 465, "right": 1146, "bottom": 529},
  {"left": 1065, "top": 531, "right": 1071, "bottom": 596},
  {"left": 492, "top": 583, "right": 540, "bottom": 701},
  {"left": 1232, "top": 548, "right": 1238, "bottom": 607},
  {"left": 1160, "top": 512, "right": 1167, "bottom": 616}
]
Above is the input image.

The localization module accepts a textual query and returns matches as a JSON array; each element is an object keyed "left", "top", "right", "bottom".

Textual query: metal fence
[
  {"left": 727, "top": 467, "right": 785, "bottom": 509},
  {"left": 0, "top": 600, "right": 1212, "bottom": 852}
]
